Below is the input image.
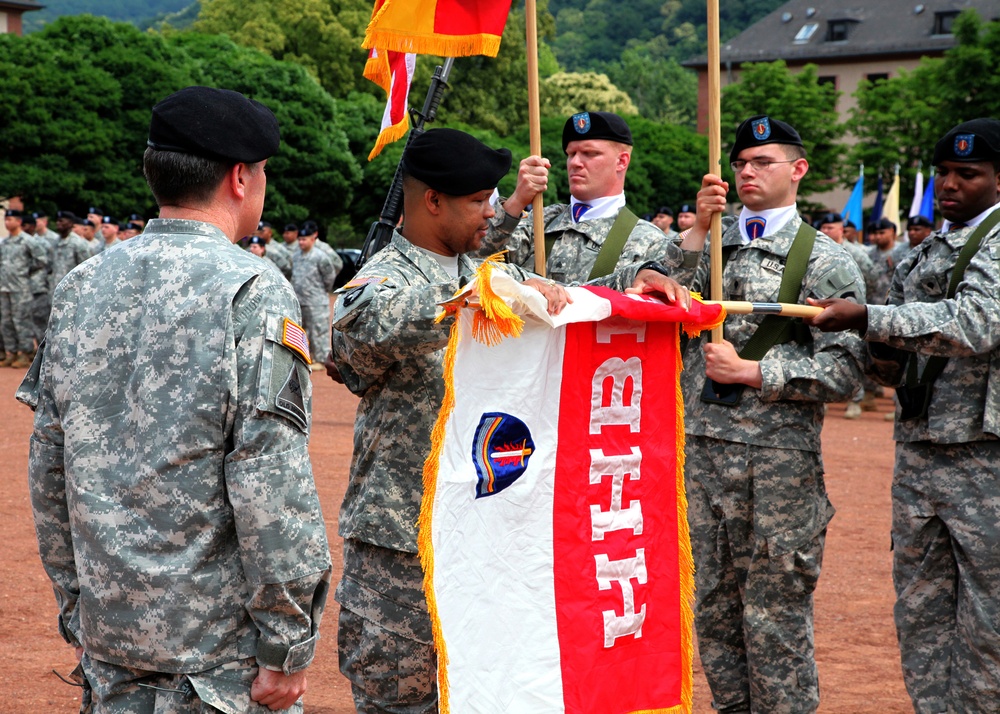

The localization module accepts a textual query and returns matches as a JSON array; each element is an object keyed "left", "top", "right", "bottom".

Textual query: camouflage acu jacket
[
  {"left": 18, "top": 218, "right": 331, "bottom": 676},
  {"left": 866, "top": 217, "right": 1000, "bottom": 444},
  {"left": 680, "top": 216, "right": 867, "bottom": 454},
  {"left": 481, "top": 201, "right": 682, "bottom": 283}
]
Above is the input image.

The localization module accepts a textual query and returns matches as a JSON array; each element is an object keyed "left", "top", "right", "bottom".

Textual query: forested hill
[
  {"left": 24, "top": 0, "right": 194, "bottom": 31},
  {"left": 27, "top": 0, "right": 786, "bottom": 68},
  {"left": 547, "top": 0, "right": 786, "bottom": 67}
]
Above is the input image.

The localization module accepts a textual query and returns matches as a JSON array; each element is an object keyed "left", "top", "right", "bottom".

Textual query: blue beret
[
  {"left": 562, "top": 111, "right": 632, "bottom": 151},
  {"left": 730, "top": 115, "right": 803, "bottom": 163},
  {"left": 402, "top": 129, "right": 512, "bottom": 195},
  {"left": 148, "top": 86, "right": 280, "bottom": 164}
]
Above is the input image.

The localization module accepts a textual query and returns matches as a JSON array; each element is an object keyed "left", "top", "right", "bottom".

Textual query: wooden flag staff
[
  {"left": 707, "top": 0, "right": 724, "bottom": 343},
  {"left": 525, "top": 0, "right": 547, "bottom": 276}
]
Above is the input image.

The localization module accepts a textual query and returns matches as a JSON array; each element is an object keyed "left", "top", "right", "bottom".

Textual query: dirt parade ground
[{"left": 0, "top": 364, "right": 914, "bottom": 713}]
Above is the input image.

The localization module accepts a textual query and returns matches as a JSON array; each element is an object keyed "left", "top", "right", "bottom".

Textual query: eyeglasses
[{"left": 730, "top": 158, "right": 797, "bottom": 173}]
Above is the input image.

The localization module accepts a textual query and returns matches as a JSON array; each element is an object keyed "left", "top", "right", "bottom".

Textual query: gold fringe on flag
[
  {"left": 367, "top": 118, "right": 410, "bottom": 161},
  {"left": 363, "top": 30, "right": 502, "bottom": 58}
]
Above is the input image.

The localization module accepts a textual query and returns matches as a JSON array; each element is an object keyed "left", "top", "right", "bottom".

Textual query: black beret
[
  {"left": 32, "top": 210, "right": 47, "bottom": 219},
  {"left": 656, "top": 205, "right": 673, "bottom": 216},
  {"left": 402, "top": 129, "right": 511, "bottom": 196},
  {"left": 147, "top": 86, "right": 280, "bottom": 164},
  {"left": 678, "top": 204, "right": 695, "bottom": 214},
  {"left": 868, "top": 217, "right": 896, "bottom": 232},
  {"left": 87, "top": 206, "right": 104, "bottom": 216},
  {"left": 257, "top": 220, "right": 271, "bottom": 230},
  {"left": 819, "top": 212, "right": 843, "bottom": 224},
  {"left": 908, "top": 215, "right": 934, "bottom": 228},
  {"left": 562, "top": 111, "right": 633, "bottom": 151},
  {"left": 127, "top": 222, "right": 143, "bottom": 231},
  {"left": 730, "top": 115, "right": 804, "bottom": 163},
  {"left": 56, "top": 210, "right": 77, "bottom": 221},
  {"left": 933, "top": 118, "right": 1000, "bottom": 165},
  {"left": 247, "top": 235, "right": 266, "bottom": 246},
  {"left": 23, "top": 214, "right": 36, "bottom": 225},
  {"left": 101, "top": 215, "right": 117, "bottom": 224},
  {"left": 284, "top": 223, "right": 298, "bottom": 233},
  {"left": 5, "top": 209, "right": 24, "bottom": 218},
  {"left": 298, "top": 220, "right": 318, "bottom": 236},
  {"left": 128, "top": 213, "right": 144, "bottom": 221},
  {"left": 845, "top": 220, "right": 857, "bottom": 230}
]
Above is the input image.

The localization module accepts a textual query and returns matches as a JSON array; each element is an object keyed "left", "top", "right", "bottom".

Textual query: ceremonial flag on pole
[
  {"left": 883, "top": 165, "right": 901, "bottom": 232},
  {"left": 870, "top": 174, "right": 885, "bottom": 225},
  {"left": 363, "top": 0, "right": 513, "bottom": 58},
  {"left": 842, "top": 165, "right": 864, "bottom": 229},
  {"left": 908, "top": 169, "right": 924, "bottom": 218},
  {"left": 420, "top": 259, "right": 724, "bottom": 714},
  {"left": 920, "top": 168, "right": 935, "bottom": 221},
  {"left": 361, "top": 0, "right": 513, "bottom": 159},
  {"left": 364, "top": 48, "right": 416, "bottom": 160}
]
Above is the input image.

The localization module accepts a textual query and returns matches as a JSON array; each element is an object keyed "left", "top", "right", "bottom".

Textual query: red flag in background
[
  {"left": 362, "top": 0, "right": 513, "bottom": 159},
  {"left": 365, "top": 48, "right": 416, "bottom": 160}
]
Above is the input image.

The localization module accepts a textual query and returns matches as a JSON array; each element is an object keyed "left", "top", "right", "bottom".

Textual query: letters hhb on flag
[{"left": 419, "top": 264, "right": 724, "bottom": 714}]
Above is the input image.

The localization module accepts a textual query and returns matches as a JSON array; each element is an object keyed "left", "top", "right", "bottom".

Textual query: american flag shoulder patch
[
  {"left": 340, "top": 275, "right": 388, "bottom": 292},
  {"left": 281, "top": 317, "right": 312, "bottom": 365}
]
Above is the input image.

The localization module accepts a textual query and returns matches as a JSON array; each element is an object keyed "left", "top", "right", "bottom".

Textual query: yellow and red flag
[{"left": 362, "top": 0, "right": 513, "bottom": 159}]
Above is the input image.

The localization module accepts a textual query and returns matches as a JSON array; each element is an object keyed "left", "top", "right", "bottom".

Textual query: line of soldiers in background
[
  {"left": 0, "top": 207, "right": 147, "bottom": 369},
  {"left": 242, "top": 219, "right": 352, "bottom": 369}
]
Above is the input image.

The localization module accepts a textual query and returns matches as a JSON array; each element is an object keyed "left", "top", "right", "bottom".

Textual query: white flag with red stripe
[
  {"left": 364, "top": 48, "right": 416, "bottom": 161},
  {"left": 420, "top": 265, "right": 724, "bottom": 713}
]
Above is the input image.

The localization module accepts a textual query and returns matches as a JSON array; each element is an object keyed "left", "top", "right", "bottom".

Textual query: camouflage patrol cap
[
  {"left": 933, "top": 118, "right": 1000, "bottom": 165},
  {"left": 562, "top": 111, "right": 632, "bottom": 152},
  {"left": 730, "top": 115, "right": 803, "bottom": 163},
  {"left": 147, "top": 86, "right": 280, "bottom": 164},
  {"left": 402, "top": 128, "right": 512, "bottom": 196}
]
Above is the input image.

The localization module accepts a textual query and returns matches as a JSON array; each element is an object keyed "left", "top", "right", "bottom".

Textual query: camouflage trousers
[
  {"left": 336, "top": 539, "right": 437, "bottom": 714},
  {"left": 1, "top": 289, "right": 35, "bottom": 353},
  {"left": 685, "top": 435, "right": 834, "bottom": 714},
  {"left": 299, "top": 300, "right": 331, "bottom": 364},
  {"left": 71, "top": 654, "right": 301, "bottom": 714},
  {"left": 893, "top": 440, "right": 1000, "bottom": 714}
]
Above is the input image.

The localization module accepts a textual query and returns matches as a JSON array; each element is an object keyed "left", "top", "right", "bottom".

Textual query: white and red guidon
[{"left": 420, "top": 272, "right": 723, "bottom": 714}]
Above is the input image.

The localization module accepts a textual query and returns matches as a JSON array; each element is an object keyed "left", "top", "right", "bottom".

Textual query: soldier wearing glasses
[{"left": 676, "top": 115, "right": 865, "bottom": 714}]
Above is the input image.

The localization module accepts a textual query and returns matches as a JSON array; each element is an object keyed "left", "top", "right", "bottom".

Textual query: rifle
[{"left": 356, "top": 57, "right": 456, "bottom": 269}]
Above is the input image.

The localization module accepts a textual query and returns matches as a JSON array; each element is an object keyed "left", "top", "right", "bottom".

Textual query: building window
[
  {"left": 794, "top": 23, "right": 819, "bottom": 43},
  {"left": 867, "top": 73, "right": 889, "bottom": 84},
  {"left": 818, "top": 75, "right": 838, "bottom": 89},
  {"left": 933, "top": 11, "right": 960, "bottom": 34},
  {"left": 826, "top": 19, "right": 853, "bottom": 41}
]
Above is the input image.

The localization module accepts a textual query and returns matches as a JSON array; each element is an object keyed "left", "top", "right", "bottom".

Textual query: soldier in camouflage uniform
[
  {"left": 678, "top": 116, "right": 866, "bottom": 714},
  {"left": 257, "top": 220, "right": 293, "bottom": 281},
  {"left": 809, "top": 118, "right": 1000, "bottom": 714},
  {"left": 17, "top": 86, "right": 331, "bottom": 714},
  {"left": 50, "top": 211, "right": 93, "bottom": 293},
  {"left": 331, "top": 128, "right": 690, "bottom": 714},
  {"left": 291, "top": 222, "right": 340, "bottom": 367},
  {"left": 1, "top": 209, "right": 48, "bottom": 367},
  {"left": 479, "top": 111, "right": 682, "bottom": 283}
]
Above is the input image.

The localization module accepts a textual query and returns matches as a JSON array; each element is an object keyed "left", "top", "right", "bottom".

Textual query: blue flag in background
[
  {"left": 842, "top": 170, "right": 864, "bottom": 229},
  {"left": 920, "top": 168, "right": 935, "bottom": 221}
]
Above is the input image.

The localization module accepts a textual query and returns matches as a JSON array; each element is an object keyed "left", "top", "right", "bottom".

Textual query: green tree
[
  {"left": 721, "top": 60, "right": 844, "bottom": 204},
  {"left": 195, "top": 0, "right": 372, "bottom": 99},
  {"left": 541, "top": 72, "right": 638, "bottom": 117},
  {"left": 0, "top": 16, "right": 362, "bottom": 239},
  {"left": 599, "top": 39, "right": 698, "bottom": 126},
  {"left": 845, "top": 10, "right": 1000, "bottom": 207}
]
